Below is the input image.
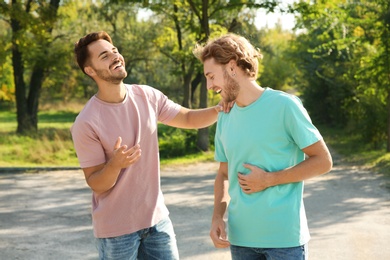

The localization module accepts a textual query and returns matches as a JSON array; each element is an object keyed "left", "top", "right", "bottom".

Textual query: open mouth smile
[{"left": 111, "top": 61, "right": 123, "bottom": 70}]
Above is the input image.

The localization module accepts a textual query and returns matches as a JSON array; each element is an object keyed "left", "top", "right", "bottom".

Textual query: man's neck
[
  {"left": 95, "top": 82, "right": 126, "bottom": 103},
  {"left": 235, "top": 81, "right": 264, "bottom": 107}
]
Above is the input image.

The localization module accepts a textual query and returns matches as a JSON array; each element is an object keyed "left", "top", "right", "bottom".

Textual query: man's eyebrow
[
  {"left": 97, "top": 47, "right": 117, "bottom": 58},
  {"left": 98, "top": 50, "right": 108, "bottom": 58},
  {"left": 205, "top": 72, "right": 212, "bottom": 77}
]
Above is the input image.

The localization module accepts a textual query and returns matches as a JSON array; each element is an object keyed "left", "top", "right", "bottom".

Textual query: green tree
[
  {"left": 292, "top": 0, "right": 355, "bottom": 126},
  {"left": 347, "top": 0, "right": 390, "bottom": 150},
  {"left": 0, "top": 0, "right": 61, "bottom": 134},
  {"left": 254, "top": 23, "right": 297, "bottom": 92},
  {"left": 0, "top": 21, "right": 14, "bottom": 105},
  {"left": 137, "top": 0, "right": 279, "bottom": 150},
  {"left": 293, "top": 0, "right": 390, "bottom": 150}
]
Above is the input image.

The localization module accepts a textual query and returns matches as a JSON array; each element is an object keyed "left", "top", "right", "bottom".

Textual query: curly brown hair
[{"left": 194, "top": 33, "right": 262, "bottom": 78}]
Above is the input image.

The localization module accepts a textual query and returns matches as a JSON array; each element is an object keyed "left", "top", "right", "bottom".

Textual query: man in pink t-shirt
[{"left": 71, "top": 31, "right": 228, "bottom": 259}]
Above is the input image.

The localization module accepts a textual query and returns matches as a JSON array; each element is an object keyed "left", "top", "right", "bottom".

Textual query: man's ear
[
  {"left": 84, "top": 66, "right": 95, "bottom": 77},
  {"left": 228, "top": 60, "right": 237, "bottom": 71}
]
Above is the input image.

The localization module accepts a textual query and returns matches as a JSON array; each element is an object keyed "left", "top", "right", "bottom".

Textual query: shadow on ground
[{"left": 0, "top": 157, "right": 389, "bottom": 260}]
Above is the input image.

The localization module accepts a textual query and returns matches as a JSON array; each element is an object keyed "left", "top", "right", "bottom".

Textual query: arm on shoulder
[{"left": 166, "top": 106, "right": 220, "bottom": 129}]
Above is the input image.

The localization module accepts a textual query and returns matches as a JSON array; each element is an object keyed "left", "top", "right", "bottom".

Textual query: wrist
[
  {"left": 105, "top": 159, "right": 122, "bottom": 174},
  {"left": 214, "top": 105, "right": 222, "bottom": 113},
  {"left": 266, "top": 171, "right": 278, "bottom": 187},
  {"left": 212, "top": 210, "right": 226, "bottom": 220}
]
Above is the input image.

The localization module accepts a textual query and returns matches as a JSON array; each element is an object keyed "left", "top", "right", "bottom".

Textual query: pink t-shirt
[{"left": 71, "top": 84, "right": 181, "bottom": 238}]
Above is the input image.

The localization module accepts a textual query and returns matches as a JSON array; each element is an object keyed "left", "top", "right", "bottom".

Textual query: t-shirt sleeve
[
  {"left": 70, "top": 119, "right": 106, "bottom": 168},
  {"left": 145, "top": 86, "right": 181, "bottom": 123},
  {"left": 214, "top": 113, "right": 228, "bottom": 162},
  {"left": 284, "top": 95, "right": 323, "bottom": 149}
]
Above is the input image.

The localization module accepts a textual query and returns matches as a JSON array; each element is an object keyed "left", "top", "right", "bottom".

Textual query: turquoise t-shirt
[{"left": 214, "top": 88, "right": 322, "bottom": 248}]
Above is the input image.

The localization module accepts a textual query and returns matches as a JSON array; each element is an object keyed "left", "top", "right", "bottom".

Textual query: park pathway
[{"left": 0, "top": 156, "right": 389, "bottom": 259}]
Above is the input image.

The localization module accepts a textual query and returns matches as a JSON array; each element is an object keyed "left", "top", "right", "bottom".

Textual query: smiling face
[
  {"left": 204, "top": 58, "right": 240, "bottom": 103},
  {"left": 85, "top": 39, "right": 127, "bottom": 84}
]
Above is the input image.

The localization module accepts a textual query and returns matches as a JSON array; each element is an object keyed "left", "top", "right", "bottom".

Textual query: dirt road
[{"left": 0, "top": 158, "right": 389, "bottom": 259}]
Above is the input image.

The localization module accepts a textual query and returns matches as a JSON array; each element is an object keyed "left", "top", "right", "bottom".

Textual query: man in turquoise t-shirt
[{"left": 194, "top": 34, "right": 333, "bottom": 260}]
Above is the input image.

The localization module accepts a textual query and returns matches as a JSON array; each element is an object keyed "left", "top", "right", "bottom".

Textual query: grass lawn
[
  {"left": 319, "top": 125, "right": 390, "bottom": 179},
  {"left": 0, "top": 110, "right": 79, "bottom": 167},
  {"left": 0, "top": 109, "right": 214, "bottom": 167},
  {"left": 1, "top": 110, "right": 389, "bottom": 179}
]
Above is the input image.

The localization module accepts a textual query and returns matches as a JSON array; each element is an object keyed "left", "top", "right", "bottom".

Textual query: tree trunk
[
  {"left": 13, "top": 45, "right": 35, "bottom": 134},
  {"left": 10, "top": 0, "right": 60, "bottom": 134},
  {"left": 171, "top": 3, "right": 192, "bottom": 108},
  {"left": 182, "top": 60, "right": 195, "bottom": 108},
  {"left": 11, "top": 6, "right": 35, "bottom": 134},
  {"left": 182, "top": 71, "right": 192, "bottom": 108},
  {"left": 195, "top": 0, "right": 211, "bottom": 151},
  {"left": 27, "top": 67, "right": 45, "bottom": 130},
  {"left": 197, "top": 76, "right": 209, "bottom": 151},
  {"left": 191, "top": 72, "right": 202, "bottom": 104},
  {"left": 387, "top": 89, "right": 390, "bottom": 152}
]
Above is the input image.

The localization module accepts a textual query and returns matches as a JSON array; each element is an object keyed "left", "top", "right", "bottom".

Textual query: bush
[{"left": 158, "top": 125, "right": 199, "bottom": 158}]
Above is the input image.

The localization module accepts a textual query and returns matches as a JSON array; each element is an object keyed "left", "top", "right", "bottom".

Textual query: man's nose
[
  {"left": 206, "top": 81, "right": 213, "bottom": 90},
  {"left": 111, "top": 52, "right": 120, "bottom": 61}
]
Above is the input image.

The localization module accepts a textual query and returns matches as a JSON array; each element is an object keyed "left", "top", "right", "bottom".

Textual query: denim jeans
[
  {"left": 230, "top": 244, "right": 308, "bottom": 260},
  {"left": 96, "top": 217, "right": 179, "bottom": 260}
]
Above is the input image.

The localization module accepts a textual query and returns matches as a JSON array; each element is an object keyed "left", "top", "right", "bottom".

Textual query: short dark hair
[{"left": 74, "top": 31, "right": 113, "bottom": 74}]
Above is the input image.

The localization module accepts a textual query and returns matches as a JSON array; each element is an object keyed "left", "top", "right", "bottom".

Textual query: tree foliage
[
  {"left": 0, "top": 0, "right": 62, "bottom": 134},
  {"left": 292, "top": 0, "right": 390, "bottom": 150},
  {"left": 0, "top": 0, "right": 388, "bottom": 152}
]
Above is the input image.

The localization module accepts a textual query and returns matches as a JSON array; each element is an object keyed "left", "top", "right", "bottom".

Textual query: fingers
[
  {"left": 214, "top": 104, "right": 223, "bottom": 112},
  {"left": 224, "top": 101, "right": 235, "bottom": 113},
  {"left": 217, "top": 100, "right": 235, "bottom": 113},
  {"left": 210, "top": 221, "right": 231, "bottom": 248},
  {"left": 219, "top": 225, "right": 228, "bottom": 242},
  {"left": 238, "top": 172, "right": 248, "bottom": 184},
  {"left": 114, "top": 136, "right": 122, "bottom": 150},
  {"left": 210, "top": 231, "right": 230, "bottom": 248},
  {"left": 123, "top": 144, "right": 142, "bottom": 163},
  {"left": 238, "top": 174, "right": 250, "bottom": 193},
  {"left": 112, "top": 137, "right": 142, "bottom": 168},
  {"left": 238, "top": 172, "right": 254, "bottom": 194},
  {"left": 242, "top": 163, "right": 254, "bottom": 170}
]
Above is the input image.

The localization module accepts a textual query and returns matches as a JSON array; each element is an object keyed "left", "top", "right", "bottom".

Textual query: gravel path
[{"left": 0, "top": 157, "right": 389, "bottom": 259}]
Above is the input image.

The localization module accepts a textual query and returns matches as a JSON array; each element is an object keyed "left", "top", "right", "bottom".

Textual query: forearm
[
  {"left": 213, "top": 172, "right": 229, "bottom": 220},
  {"left": 84, "top": 162, "right": 122, "bottom": 194},
  {"left": 269, "top": 155, "right": 331, "bottom": 187},
  {"left": 268, "top": 140, "right": 333, "bottom": 187},
  {"left": 168, "top": 106, "right": 220, "bottom": 129},
  {"left": 83, "top": 138, "right": 142, "bottom": 194},
  {"left": 188, "top": 106, "right": 220, "bottom": 129}
]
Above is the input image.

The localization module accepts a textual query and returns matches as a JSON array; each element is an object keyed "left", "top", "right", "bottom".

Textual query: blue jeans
[
  {"left": 231, "top": 244, "right": 308, "bottom": 260},
  {"left": 96, "top": 217, "right": 179, "bottom": 260}
]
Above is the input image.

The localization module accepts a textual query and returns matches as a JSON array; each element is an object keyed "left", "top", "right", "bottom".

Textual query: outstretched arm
[
  {"left": 167, "top": 101, "right": 233, "bottom": 129},
  {"left": 166, "top": 106, "right": 220, "bottom": 129}
]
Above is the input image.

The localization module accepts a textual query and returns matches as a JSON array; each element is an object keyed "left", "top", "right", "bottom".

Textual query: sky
[
  {"left": 138, "top": 1, "right": 298, "bottom": 31},
  {"left": 254, "top": 0, "right": 297, "bottom": 31},
  {"left": 255, "top": 9, "right": 296, "bottom": 30}
]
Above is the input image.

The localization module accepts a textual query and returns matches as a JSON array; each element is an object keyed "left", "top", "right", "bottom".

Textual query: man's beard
[
  {"left": 94, "top": 68, "right": 127, "bottom": 84},
  {"left": 223, "top": 68, "right": 240, "bottom": 103}
]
